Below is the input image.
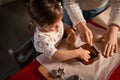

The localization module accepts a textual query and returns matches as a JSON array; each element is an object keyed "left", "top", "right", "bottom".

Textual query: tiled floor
[{"left": 0, "top": 0, "right": 32, "bottom": 79}]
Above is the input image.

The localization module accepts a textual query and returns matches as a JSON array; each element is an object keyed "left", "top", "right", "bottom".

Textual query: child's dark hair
[{"left": 27, "top": 0, "right": 63, "bottom": 33}]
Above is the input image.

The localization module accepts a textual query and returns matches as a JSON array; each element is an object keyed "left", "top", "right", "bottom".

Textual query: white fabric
[
  {"left": 34, "top": 22, "right": 64, "bottom": 59},
  {"left": 92, "top": 7, "right": 111, "bottom": 29},
  {"left": 36, "top": 23, "right": 120, "bottom": 80}
]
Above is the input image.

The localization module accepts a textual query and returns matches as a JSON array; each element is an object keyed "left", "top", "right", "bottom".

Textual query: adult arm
[
  {"left": 63, "top": 0, "right": 93, "bottom": 45},
  {"left": 102, "top": 0, "right": 120, "bottom": 57},
  {"left": 63, "top": 0, "right": 86, "bottom": 27}
]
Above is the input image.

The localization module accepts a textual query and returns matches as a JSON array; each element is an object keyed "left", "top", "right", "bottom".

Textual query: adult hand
[
  {"left": 101, "top": 25, "right": 119, "bottom": 57},
  {"left": 76, "top": 22, "right": 93, "bottom": 46}
]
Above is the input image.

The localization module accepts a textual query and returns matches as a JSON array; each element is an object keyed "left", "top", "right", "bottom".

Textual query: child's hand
[{"left": 77, "top": 47, "right": 91, "bottom": 62}]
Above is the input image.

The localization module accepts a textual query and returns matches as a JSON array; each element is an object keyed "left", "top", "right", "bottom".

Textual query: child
[{"left": 27, "top": 0, "right": 90, "bottom": 62}]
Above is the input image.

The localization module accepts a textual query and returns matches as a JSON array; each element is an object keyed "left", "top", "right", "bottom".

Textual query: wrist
[
  {"left": 73, "top": 47, "right": 83, "bottom": 58},
  {"left": 109, "top": 24, "right": 119, "bottom": 32},
  {"left": 76, "top": 22, "right": 87, "bottom": 31},
  {"left": 73, "top": 49, "right": 80, "bottom": 58}
]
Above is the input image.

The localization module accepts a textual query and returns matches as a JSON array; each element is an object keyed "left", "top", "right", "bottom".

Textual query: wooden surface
[{"left": 38, "top": 65, "right": 55, "bottom": 80}]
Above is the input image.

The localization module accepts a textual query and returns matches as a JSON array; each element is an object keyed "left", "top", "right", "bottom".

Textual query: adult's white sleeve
[
  {"left": 108, "top": 0, "right": 120, "bottom": 29},
  {"left": 63, "top": 0, "right": 86, "bottom": 28}
]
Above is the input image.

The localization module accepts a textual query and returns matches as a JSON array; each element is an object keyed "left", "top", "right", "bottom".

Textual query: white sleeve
[
  {"left": 63, "top": 0, "right": 86, "bottom": 27},
  {"left": 34, "top": 35, "right": 57, "bottom": 59},
  {"left": 108, "top": 0, "right": 120, "bottom": 28}
]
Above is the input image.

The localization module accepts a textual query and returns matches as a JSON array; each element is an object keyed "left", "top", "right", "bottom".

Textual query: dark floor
[{"left": 0, "top": 0, "right": 33, "bottom": 79}]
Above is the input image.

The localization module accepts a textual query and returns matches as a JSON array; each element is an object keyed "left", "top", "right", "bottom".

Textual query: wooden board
[{"left": 38, "top": 65, "right": 55, "bottom": 80}]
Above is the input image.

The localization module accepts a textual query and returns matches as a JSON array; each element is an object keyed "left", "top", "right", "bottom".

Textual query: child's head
[{"left": 28, "top": 0, "right": 63, "bottom": 28}]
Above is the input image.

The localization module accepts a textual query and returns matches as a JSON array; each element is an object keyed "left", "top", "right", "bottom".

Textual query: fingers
[
  {"left": 103, "top": 44, "right": 107, "bottom": 57},
  {"left": 84, "top": 55, "right": 90, "bottom": 62},
  {"left": 114, "top": 43, "right": 118, "bottom": 53},
  {"left": 105, "top": 44, "right": 113, "bottom": 57},
  {"left": 84, "top": 32, "right": 92, "bottom": 46},
  {"left": 84, "top": 57, "right": 89, "bottom": 62},
  {"left": 84, "top": 51, "right": 90, "bottom": 62},
  {"left": 80, "top": 32, "right": 93, "bottom": 46},
  {"left": 78, "top": 48, "right": 91, "bottom": 62},
  {"left": 103, "top": 43, "right": 117, "bottom": 57},
  {"left": 109, "top": 45, "right": 114, "bottom": 56},
  {"left": 80, "top": 34, "right": 85, "bottom": 42},
  {"left": 88, "top": 32, "right": 93, "bottom": 46}
]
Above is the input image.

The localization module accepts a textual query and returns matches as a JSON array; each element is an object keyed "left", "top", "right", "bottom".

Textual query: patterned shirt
[{"left": 34, "top": 22, "right": 64, "bottom": 59}]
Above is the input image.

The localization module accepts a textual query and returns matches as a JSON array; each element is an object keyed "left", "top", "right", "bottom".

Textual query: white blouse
[
  {"left": 34, "top": 22, "right": 64, "bottom": 59},
  {"left": 64, "top": 0, "right": 120, "bottom": 28}
]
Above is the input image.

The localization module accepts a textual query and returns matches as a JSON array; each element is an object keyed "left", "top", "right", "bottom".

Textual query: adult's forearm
[
  {"left": 63, "top": 0, "right": 86, "bottom": 27},
  {"left": 108, "top": 0, "right": 120, "bottom": 28}
]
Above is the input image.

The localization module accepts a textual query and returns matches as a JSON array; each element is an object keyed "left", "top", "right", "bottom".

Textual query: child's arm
[{"left": 52, "top": 47, "right": 90, "bottom": 62}]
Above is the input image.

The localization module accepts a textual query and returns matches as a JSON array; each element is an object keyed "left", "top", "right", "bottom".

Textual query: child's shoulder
[{"left": 34, "top": 29, "right": 50, "bottom": 40}]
